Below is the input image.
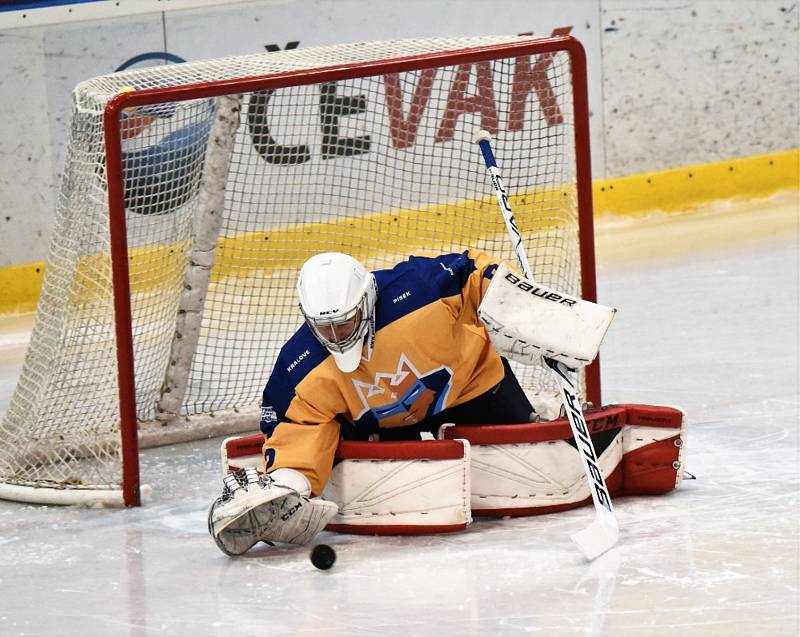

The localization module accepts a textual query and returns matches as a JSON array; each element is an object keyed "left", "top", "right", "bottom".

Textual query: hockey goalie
[{"left": 209, "top": 249, "right": 686, "bottom": 557}]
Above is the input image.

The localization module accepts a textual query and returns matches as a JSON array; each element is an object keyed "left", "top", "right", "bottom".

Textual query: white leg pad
[
  {"left": 440, "top": 403, "right": 685, "bottom": 516},
  {"left": 219, "top": 405, "right": 685, "bottom": 527},
  {"left": 464, "top": 431, "right": 623, "bottom": 514},
  {"left": 321, "top": 439, "right": 471, "bottom": 535}
]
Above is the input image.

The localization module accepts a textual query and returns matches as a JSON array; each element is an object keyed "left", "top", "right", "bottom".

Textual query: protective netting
[{"left": 0, "top": 36, "right": 588, "bottom": 501}]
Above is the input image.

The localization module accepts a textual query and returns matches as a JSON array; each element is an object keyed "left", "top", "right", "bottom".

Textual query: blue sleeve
[
  {"left": 408, "top": 250, "right": 498, "bottom": 294},
  {"left": 260, "top": 325, "right": 329, "bottom": 436}
]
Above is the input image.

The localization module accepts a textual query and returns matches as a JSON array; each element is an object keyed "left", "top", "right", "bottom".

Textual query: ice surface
[{"left": 0, "top": 197, "right": 797, "bottom": 636}]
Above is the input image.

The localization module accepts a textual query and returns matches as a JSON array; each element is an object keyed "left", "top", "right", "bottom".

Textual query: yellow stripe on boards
[
  {"left": 0, "top": 189, "right": 570, "bottom": 314},
  {"left": 209, "top": 190, "right": 572, "bottom": 279},
  {"left": 1, "top": 148, "right": 797, "bottom": 315},
  {"left": 0, "top": 263, "right": 46, "bottom": 315},
  {"left": 593, "top": 149, "right": 799, "bottom": 217}
]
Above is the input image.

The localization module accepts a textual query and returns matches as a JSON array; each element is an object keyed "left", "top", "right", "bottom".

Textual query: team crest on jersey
[{"left": 352, "top": 354, "right": 453, "bottom": 428}]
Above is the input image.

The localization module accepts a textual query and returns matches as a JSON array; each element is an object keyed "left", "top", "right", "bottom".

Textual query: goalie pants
[{"left": 340, "top": 357, "right": 535, "bottom": 442}]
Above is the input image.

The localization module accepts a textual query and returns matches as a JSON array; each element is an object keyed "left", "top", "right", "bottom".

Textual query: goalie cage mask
[{"left": 297, "top": 252, "right": 377, "bottom": 373}]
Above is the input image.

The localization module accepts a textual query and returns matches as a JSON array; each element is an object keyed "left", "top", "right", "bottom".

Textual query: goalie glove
[
  {"left": 478, "top": 263, "right": 616, "bottom": 369},
  {"left": 208, "top": 467, "right": 339, "bottom": 556}
]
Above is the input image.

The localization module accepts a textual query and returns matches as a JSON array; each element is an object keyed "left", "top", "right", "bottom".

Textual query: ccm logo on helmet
[
  {"left": 319, "top": 309, "right": 339, "bottom": 315},
  {"left": 504, "top": 272, "right": 577, "bottom": 307}
]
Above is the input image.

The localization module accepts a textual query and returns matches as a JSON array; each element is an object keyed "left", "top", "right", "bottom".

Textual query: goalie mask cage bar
[{"left": 0, "top": 35, "right": 599, "bottom": 507}]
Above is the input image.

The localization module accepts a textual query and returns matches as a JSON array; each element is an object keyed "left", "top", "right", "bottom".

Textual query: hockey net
[{"left": 0, "top": 35, "right": 597, "bottom": 505}]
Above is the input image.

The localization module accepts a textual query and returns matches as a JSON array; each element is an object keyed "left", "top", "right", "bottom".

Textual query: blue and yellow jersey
[{"left": 260, "top": 249, "right": 504, "bottom": 494}]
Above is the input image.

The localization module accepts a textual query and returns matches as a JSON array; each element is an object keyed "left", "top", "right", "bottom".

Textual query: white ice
[{"left": 0, "top": 195, "right": 797, "bottom": 637}]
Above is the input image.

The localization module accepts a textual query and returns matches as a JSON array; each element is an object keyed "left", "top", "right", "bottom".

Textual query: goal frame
[{"left": 101, "top": 35, "right": 599, "bottom": 506}]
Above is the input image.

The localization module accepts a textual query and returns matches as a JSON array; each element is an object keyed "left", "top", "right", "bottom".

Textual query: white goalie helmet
[{"left": 297, "top": 252, "right": 377, "bottom": 373}]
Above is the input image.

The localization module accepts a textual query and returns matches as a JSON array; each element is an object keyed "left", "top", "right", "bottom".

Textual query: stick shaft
[
  {"left": 475, "top": 133, "right": 618, "bottom": 559},
  {"left": 476, "top": 138, "right": 533, "bottom": 280}
]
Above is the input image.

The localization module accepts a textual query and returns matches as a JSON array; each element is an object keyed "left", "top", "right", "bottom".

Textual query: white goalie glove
[
  {"left": 208, "top": 467, "right": 339, "bottom": 556},
  {"left": 478, "top": 263, "right": 616, "bottom": 369}
]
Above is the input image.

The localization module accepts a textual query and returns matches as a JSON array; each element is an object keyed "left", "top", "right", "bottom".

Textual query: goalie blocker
[{"left": 221, "top": 403, "right": 686, "bottom": 535}]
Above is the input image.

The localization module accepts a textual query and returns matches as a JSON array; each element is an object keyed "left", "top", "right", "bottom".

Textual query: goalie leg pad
[
  {"left": 209, "top": 468, "right": 338, "bottom": 555},
  {"left": 321, "top": 439, "right": 471, "bottom": 535},
  {"left": 218, "top": 405, "right": 685, "bottom": 530},
  {"left": 620, "top": 405, "right": 687, "bottom": 493},
  {"left": 220, "top": 437, "right": 471, "bottom": 536},
  {"left": 439, "top": 404, "right": 685, "bottom": 516}
]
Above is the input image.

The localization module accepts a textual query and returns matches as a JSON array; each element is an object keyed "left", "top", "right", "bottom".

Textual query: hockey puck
[{"left": 310, "top": 544, "right": 336, "bottom": 570}]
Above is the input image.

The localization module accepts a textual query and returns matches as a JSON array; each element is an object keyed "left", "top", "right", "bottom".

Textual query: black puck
[{"left": 310, "top": 544, "right": 336, "bottom": 570}]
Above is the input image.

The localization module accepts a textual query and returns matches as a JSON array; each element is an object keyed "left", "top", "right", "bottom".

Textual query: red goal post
[{"left": 0, "top": 35, "right": 599, "bottom": 507}]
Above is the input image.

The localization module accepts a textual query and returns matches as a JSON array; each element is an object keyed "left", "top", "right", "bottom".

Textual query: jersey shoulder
[
  {"left": 372, "top": 250, "right": 491, "bottom": 325},
  {"left": 262, "top": 325, "right": 329, "bottom": 422}
]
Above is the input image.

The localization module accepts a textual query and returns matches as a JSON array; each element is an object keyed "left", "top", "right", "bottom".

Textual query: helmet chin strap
[
  {"left": 360, "top": 276, "right": 378, "bottom": 364},
  {"left": 363, "top": 312, "right": 376, "bottom": 363}
]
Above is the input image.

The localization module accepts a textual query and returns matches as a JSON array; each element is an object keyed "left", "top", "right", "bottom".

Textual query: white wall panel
[
  {"left": 164, "top": 0, "right": 604, "bottom": 170},
  {"left": 600, "top": 0, "right": 799, "bottom": 176},
  {"left": 0, "top": 14, "right": 165, "bottom": 266},
  {"left": 0, "top": 0, "right": 602, "bottom": 266},
  {"left": 0, "top": 0, "right": 797, "bottom": 266},
  {"left": 42, "top": 16, "right": 168, "bottom": 209},
  {"left": 0, "top": 30, "right": 52, "bottom": 264}
]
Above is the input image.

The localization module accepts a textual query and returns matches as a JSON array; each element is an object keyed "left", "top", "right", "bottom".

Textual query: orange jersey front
[{"left": 260, "top": 249, "right": 505, "bottom": 494}]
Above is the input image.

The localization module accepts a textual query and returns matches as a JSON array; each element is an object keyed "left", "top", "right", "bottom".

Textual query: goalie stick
[{"left": 474, "top": 130, "right": 619, "bottom": 560}]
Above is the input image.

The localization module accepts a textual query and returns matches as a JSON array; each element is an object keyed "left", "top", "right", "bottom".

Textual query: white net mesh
[{"left": 0, "top": 36, "right": 589, "bottom": 501}]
